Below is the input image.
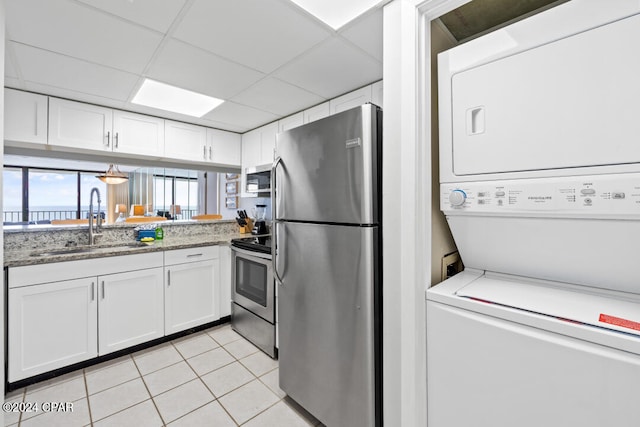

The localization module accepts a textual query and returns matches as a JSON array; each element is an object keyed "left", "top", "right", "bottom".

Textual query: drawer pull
[{"left": 187, "top": 253, "right": 203, "bottom": 258}]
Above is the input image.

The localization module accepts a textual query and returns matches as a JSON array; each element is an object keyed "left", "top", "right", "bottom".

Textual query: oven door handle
[{"left": 231, "top": 246, "right": 272, "bottom": 260}]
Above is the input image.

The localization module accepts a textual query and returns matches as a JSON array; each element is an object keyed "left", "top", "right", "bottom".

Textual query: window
[
  {"left": 3, "top": 167, "right": 23, "bottom": 223},
  {"left": 3, "top": 166, "right": 108, "bottom": 224},
  {"left": 152, "top": 172, "right": 198, "bottom": 219},
  {"left": 80, "top": 173, "right": 107, "bottom": 219},
  {"left": 29, "top": 169, "right": 78, "bottom": 222}
]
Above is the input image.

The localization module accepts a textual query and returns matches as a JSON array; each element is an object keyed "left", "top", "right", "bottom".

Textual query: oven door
[{"left": 231, "top": 246, "right": 274, "bottom": 324}]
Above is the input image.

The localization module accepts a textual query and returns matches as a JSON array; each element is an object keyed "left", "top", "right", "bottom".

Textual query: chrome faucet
[{"left": 88, "top": 187, "right": 102, "bottom": 245}]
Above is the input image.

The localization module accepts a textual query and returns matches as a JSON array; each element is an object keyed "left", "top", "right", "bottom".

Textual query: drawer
[
  {"left": 9, "top": 252, "right": 163, "bottom": 288},
  {"left": 164, "top": 246, "right": 219, "bottom": 266}
]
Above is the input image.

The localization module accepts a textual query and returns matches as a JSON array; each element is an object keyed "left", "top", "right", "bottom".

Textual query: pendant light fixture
[{"left": 96, "top": 164, "right": 129, "bottom": 185}]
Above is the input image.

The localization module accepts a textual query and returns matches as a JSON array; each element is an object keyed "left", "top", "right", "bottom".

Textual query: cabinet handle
[
  {"left": 187, "top": 253, "right": 203, "bottom": 258},
  {"left": 101, "top": 281, "right": 105, "bottom": 299},
  {"left": 167, "top": 270, "right": 171, "bottom": 286},
  {"left": 209, "top": 146, "right": 212, "bottom": 160},
  {"left": 203, "top": 145, "right": 206, "bottom": 159},
  {"left": 114, "top": 132, "right": 119, "bottom": 148},
  {"left": 106, "top": 131, "right": 110, "bottom": 147},
  {"left": 91, "top": 282, "right": 95, "bottom": 301}
]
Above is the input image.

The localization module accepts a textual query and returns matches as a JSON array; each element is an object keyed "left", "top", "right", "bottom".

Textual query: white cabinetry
[
  {"left": 241, "top": 128, "right": 261, "bottom": 198},
  {"left": 4, "top": 88, "right": 48, "bottom": 145},
  {"left": 164, "top": 246, "right": 220, "bottom": 334},
  {"left": 112, "top": 110, "right": 164, "bottom": 157},
  {"left": 207, "top": 128, "right": 241, "bottom": 167},
  {"left": 278, "top": 112, "right": 304, "bottom": 133},
  {"left": 8, "top": 252, "right": 163, "bottom": 382},
  {"left": 240, "top": 122, "right": 278, "bottom": 197},
  {"left": 303, "top": 101, "right": 330, "bottom": 124},
  {"left": 8, "top": 277, "right": 98, "bottom": 382},
  {"left": 49, "top": 98, "right": 164, "bottom": 157},
  {"left": 164, "top": 120, "right": 208, "bottom": 162},
  {"left": 98, "top": 268, "right": 164, "bottom": 355},
  {"left": 258, "top": 122, "right": 278, "bottom": 166},
  {"left": 49, "top": 98, "right": 113, "bottom": 151},
  {"left": 219, "top": 245, "right": 232, "bottom": 318},
  {"left": 329, "top": 86, "right": 372, "bottom": 114}
]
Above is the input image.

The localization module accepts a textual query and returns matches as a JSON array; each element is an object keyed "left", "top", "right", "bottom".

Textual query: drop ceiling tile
[
  {"left": 118, "top": 104, "right": 241, "bottom": 133},
  {"left": 23, "top": 82, "right": 128, "bottom": 111},
  {"left": 231, "top": 77, "right": 326, "bottom": 116},
  {"left": 274, "top": 38, "right": 382, "bottom": 99},
  {"left": 202, "top": 102, "right": 279, "bottom": 132},
  {"left": 196, "top": 119, "right": 246, "bottom": 134},
  {"left": 13, "top": 43, "right": 139, "bottom": 102},
  {"left": 173, "top": 0, "right": 331, "bottom": 73},
  {"left": 5, "top": 0, "right": 163, "bottom": 74},
  {"left": 147, "top": 39, "right": 265, "bottom": 100},
  {"left": 76, "top": 0, "right": 186, "bottom": 33},
  {"left": 339, "top": 9, "right": 383, "bottom": 61}
]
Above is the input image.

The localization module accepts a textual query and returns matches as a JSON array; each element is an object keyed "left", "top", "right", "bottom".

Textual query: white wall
[
  {"left": 382, "top": 1, "right": 427, "bottom": 426},
  {"left": 1, "top": 0, "right": 6, "bottom": 421}
]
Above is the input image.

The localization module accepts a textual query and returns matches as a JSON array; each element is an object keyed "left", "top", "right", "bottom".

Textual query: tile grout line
[
  {"left": 82, "top": 368, "right": 94, "bottom": 427},
  {"left": 131, "top": 350, "right": 168, "bottom": 426}
]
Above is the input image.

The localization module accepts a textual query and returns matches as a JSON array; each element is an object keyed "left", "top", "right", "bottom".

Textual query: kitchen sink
[{"left": 31, "top": 242, "right": 150, "bottom": 257}]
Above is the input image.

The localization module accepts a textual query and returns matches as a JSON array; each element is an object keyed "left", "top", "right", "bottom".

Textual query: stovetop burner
[{"left": 231, "top": 235, "right": 272, "bottom": 254}]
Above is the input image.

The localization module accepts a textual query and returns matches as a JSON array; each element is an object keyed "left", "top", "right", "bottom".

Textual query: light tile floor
[{"left": 4, "top": 324, "right": 322, "bottom": 427}]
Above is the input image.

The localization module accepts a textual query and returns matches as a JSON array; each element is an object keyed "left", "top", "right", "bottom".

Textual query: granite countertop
[{"left": 4, "top": 233, "right": 249, "bottom": 268}]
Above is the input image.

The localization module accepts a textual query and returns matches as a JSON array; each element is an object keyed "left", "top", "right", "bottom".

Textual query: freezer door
[
  {"left": 275, "top": 221, "right": 380, "bottom": 427},
  {"left": 274, "top": 104, "right": 380, "bottom": 225}
]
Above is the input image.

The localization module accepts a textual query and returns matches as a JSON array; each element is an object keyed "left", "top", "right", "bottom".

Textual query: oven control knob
[{"left": 449, "top": 189, "right": 467, "bottom": 207}]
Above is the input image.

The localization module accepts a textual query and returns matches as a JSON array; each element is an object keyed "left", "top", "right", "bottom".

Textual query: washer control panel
[{"left": 441, "top": 173, "right": 640, "bottom": 217}]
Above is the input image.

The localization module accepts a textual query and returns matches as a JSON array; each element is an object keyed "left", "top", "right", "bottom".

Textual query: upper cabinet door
[
  {"left": 112, "top": 110, "right": 164, "bottom": 158},
  {"left": 48, "top": 98, "right": 113, "bottom": 151},
  {"left": 164, "top": 120, "right": 207, "bottom": 162},
  {"left": 4, "top": 88, "right": 48, "bottom": 145},
  {"left": 303, "top": 102, "right": 330, "bottom": 124},
  {"left": 260, "top": 122, "right": 279, "bottom": 165},
  {"left": 278, "top": 112, "right": 304, "bottom": 133},
  {"left": 207, "top": 128, "right": 241, "bottom": 167},
  {"left": 329, "top": 86, "right": 372, "bottom": 115}
]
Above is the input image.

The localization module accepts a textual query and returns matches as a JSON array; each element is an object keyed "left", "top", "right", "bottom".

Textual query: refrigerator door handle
[
  {"left": 271, "top": 155, "right": 283, "bottom": 219},
  {"left": 273, "top": 222, "right": 285, "bottom": 285},
  {"left": 272, "top": 156, "right": 284, "bottom": 285}
]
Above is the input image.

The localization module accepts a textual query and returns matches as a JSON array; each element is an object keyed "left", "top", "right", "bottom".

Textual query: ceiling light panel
[
  {"left": 289, "top": 0, "right": 382, "bottom": 30},
  {"left": 132, "top": 79, "right": 224, "bottom": 117}
]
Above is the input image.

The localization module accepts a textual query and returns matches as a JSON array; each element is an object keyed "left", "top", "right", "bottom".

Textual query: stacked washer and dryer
[{"left": 427, "top": 1, "right": 640, "bottom": 426}]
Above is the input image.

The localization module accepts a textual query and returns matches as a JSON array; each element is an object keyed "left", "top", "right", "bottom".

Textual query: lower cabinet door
[
  {"left": 98, "top": 267, "right": 164, "bottom": 355},
  {"left": 165, "top": 259, "right": 219, "bottom": 334},
  {"left": 8, "top": 278, "right": 98, "bottom": 382}
]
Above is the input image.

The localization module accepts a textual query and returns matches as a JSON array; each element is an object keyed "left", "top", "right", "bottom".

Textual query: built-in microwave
[{"left": 245, "top": 164, "right": 271, "bottom": 194}]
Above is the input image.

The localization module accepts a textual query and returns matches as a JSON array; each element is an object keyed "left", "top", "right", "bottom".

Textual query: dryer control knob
[{"left": 449, "top": 190, "right": 467, "bottom": 207}]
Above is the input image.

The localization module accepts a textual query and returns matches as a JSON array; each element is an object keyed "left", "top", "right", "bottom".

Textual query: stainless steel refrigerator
[{"left": 273, "top": 104, "right": 382, "bottom": 427}]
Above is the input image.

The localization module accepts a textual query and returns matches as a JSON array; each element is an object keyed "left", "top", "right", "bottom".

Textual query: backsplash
[{"left": 4, "top": 220, "right": 238, "bottom": 252}]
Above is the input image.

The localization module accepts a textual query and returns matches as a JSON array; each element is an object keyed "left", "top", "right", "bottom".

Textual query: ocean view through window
[{"left": 3, "top": 166, "right": 107, "bottom": 224}]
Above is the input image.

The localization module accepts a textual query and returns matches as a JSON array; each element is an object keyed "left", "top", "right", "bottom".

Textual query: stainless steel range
[{"left": 230, "top": 235, "right": 276, "bottom": 358}]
